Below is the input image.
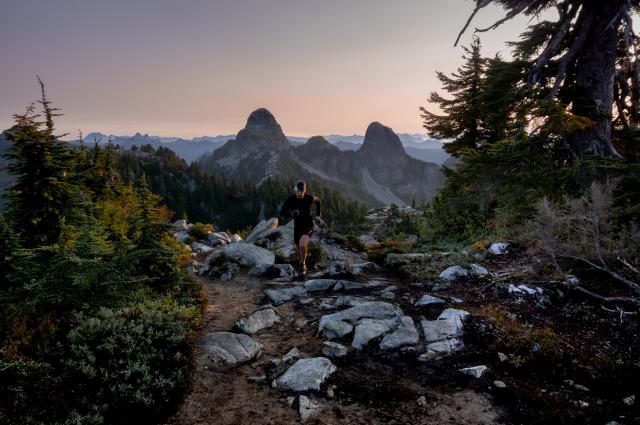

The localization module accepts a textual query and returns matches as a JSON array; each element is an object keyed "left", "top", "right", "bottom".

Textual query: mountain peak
[
  {"left": 358, "top": 122, "right": 405, "bottom": 157},
  {"left": 245, "top": 108, "right": 281, "bottom": 134}
]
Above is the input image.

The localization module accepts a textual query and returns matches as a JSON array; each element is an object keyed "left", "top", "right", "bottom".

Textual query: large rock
[
  {"left": 439, "top": 265, "right": 468, "bottom": 282},
  {"left": 488, "top": 242, "right": 509, "bottom": 255},
  {"left": 352, "top": 319, "right": 392, "bottom": 350},
  {"left": 318, "top": 302, "right": 403, "bottom": 335},
  {"left": 245, "top": 218, "right": 279, "bottom": 243},
  {"left": 211, "top": 243, "right": 275, "bottom": 268},
  {"left": 322, "top": 341, "right": 349, "bottom": 358},
  {"left": 265, "top": 286, "right": 307, "bottom": 305},
  {"left": 420, "top": 308, "right": 470, "bottom": 359},
  {"left": 320, "top": 241, "right": 364, "bottom": 263},
  {"left": 415, "top": 294, "right": 445, "bottom": 306},
  {"left": 202, "top": 332, "right": 263, "bottom": 367},
  {"left": 304, "top": 279, "right": 337, "bottom": 292},
  {"left": 385, "top": 253, "right": 431, "bottom": 267},
  {"left": 235, "top": 306, "right": 281, "bottom": 335},
  {"left": 173, "top": 219, "right": 189, "bottom": 231},
  {"left": 249, "top": 263, "right": 297, "bottom": 280},
  {"left": 379, "top": 316, "right": 420, "bottom": 350},
  {"left": 273, "top": 357, "right": 337, "bottom": 392},
  {"left": 321, "top": 320, "right": 354, "bottom": 340},
  {"left": 191, "top": 242, "right": 215, "bottom": 254}
]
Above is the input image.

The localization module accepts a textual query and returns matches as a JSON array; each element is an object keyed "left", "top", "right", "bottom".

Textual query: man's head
[{"left": 294, "top": 180, "right": 306, "bottom": 198}]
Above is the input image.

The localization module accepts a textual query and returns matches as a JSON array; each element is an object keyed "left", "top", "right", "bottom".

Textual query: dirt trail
[{"left": 164, "top": 271, "right": 504, "bottom": 425}]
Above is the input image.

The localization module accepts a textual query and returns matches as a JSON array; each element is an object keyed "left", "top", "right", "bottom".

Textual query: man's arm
[
  {"left": 279, "top": 196, "right": 292, "bottom": 222},
  {"left": 313, "top": 195, "right": 321, "bottom": 218}
]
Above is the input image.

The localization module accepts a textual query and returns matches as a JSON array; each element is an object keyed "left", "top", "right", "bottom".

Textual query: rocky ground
[{"left": 164, "top": 218, "right": 638, "bottom": 425}]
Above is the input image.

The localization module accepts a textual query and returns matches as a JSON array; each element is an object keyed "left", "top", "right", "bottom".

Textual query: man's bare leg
[{"left": 298, "top": 234, "right": 310, "bottom": 272}]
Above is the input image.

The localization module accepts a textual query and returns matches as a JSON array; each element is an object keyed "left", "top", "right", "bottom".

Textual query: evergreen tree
[
  {"left": 4, "top": 79, "right": 78, "bottom": 246},
  {"left": 421, "top": 36, "right": 487, "bottom": 157}
]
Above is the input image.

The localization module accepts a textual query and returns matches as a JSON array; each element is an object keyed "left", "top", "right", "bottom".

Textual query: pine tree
[
  {"left": 420, "top": 36, "right": 487, "bottom": 157},
  {"left": 4, "top": 79, "right": 79, "bottom": 246}
]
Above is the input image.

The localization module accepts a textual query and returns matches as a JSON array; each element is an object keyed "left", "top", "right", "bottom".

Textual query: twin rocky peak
[{"left": 197, "top": 108, "right": 444, "bottom": 207}]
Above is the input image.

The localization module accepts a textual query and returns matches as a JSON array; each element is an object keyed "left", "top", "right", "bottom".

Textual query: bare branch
[
  {"left": 455, "top": 0, "right": 492, "bottom": 47},
  {"left": 559, "top": 280, "right": 640, "bottom": 308},
  {"left": 546, "top": 9, "right": 595, "bottom": 98},
  {"left": 475, "top": 0, "right": 530, "bottom": 34},
  {"left": 528, "top": 3, "right": 580, "bottom": 87},
  {"left": 561, "top": 254, "right": 640, "bottom": 296}
]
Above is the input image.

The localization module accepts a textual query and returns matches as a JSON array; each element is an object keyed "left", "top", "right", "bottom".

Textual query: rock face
[
  {"left": 265, "top": 286, "right": 308, "bottom": 305},
  {"left": 249, "top": 263, "right": 297, "bottom": 280},
  {"left": 421, "top": 308, "right": 470, "bottom": 358},
  {"left": 209, "top": 243, "right": 275, "bottom": 268},
  {"left": 235, "top": 306, "right": 281, "bottom": 335},
  {"left": 202, "top": 332, "right": 263, "bottom": 367},
  {"left": 439, "top": 265, "right": 468, "bottom": 282},
  {"left": 273, "top": 357, "right": 337, "bottom": 392},
  {"left": 245, "top": 218, "right": 279, "bottom": 243}
]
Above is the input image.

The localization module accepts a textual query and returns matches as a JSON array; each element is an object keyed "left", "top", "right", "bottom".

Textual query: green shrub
[
  {"left": 188, "top": 222, "right": 213, "bottom": 240},
  {"left": 64, "top": 299, "right": 197, "bottom": 424}
]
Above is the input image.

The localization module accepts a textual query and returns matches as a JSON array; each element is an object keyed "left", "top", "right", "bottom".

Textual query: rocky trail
[
  {"left": 165, "top": 218, "right": 638, "bottom": 425},
  {"left": 164, "top": 263, "right": 503, "bottom": 424}
]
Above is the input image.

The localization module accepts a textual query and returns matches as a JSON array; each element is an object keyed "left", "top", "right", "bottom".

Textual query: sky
[{"left": 0, "top": 0, "right": 548, "bottom": 138}]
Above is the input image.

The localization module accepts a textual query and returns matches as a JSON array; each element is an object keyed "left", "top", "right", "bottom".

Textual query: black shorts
[{"left": 294, "top": 227, "right": 313, "bottom": 245}]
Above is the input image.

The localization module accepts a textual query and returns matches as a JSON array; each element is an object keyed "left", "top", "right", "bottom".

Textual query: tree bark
[{"left": 568, "top": 1, "right": 623, "bottom": 158}]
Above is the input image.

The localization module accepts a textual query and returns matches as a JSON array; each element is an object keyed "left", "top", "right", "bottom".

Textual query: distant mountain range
[
  {"left": 196, "top": 108, "right": 445, "bottom": 207},
  {"left": 83, "top": 129, "right": 450, "bottom": 165}
]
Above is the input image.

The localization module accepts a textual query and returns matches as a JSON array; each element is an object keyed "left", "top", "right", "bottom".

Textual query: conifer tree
[
  {"left": 420, "top": 37, "right": 487, "bottom": 157},
  {"left": 4, "top": 79, "right": 78, "bottom": 246}
]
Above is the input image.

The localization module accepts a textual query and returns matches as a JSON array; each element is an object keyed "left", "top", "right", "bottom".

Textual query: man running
[{"left": 279, "top": 180, "right": 322, "bottom": 275}]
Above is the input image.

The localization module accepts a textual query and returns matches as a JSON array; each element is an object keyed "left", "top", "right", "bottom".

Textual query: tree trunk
[{"left": 568, "top": 1, "right": 622, "bottom": 158}]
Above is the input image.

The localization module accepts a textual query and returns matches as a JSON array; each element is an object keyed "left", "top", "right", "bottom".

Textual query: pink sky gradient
[{"left": 1, "top": 0, "right": 546, "bottom": 138}]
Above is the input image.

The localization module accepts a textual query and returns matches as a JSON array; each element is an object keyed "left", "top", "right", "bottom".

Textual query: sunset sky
[{"left": 1, "top": 0, "right": 545, "bottom": 138}]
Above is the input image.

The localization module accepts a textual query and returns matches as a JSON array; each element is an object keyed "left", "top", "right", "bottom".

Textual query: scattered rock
[
  {"left": 298, "top": 395, "right": 322, "bottom": 421},
  {"left": 273, "top": 357, "right": 337, "bottom": 392},
  {"left": 247, "top": 375, "right": 267, "bottom": 385},
  {"left": 322, "top": 320, "right": 354, "bottom": 340},
  {"left": 202, "top": 332, "right": 263, "bottom": 367},
  {"left": 265, "top": 286, "right": 307, "bottom": 305},
  {"left": 235, "top": 305, "right": 281, "bottom": 335},
  {"left": 497, "top": 352, "right": 508, "bottom": 362},
  {"left": 295, "top": 318, "right": 309, "bottom": 329},
  {"left": 508, "top": 284, "right": 543, "bottom": 295},
  {"left": 470, "top": 263, "right": 489, "bottom": 277},
  {"left": 488, "top": 242, "right": 509, "bottom": 255},
  {"left": 493, "top": 380, "right": 507, "bottom": 389},
  {"left": 574, "top": 384, "right": 590, "bottom": 392},
  {"left": 415, "top": 294, "right": 445, "bottom": 306},
  {"left": 385, "top": 253, "right": 430, "bottom": 267},
  {"left": 381, "top": 291, "right": 396, "bottom": 300},
  {"left": 209, "top": 243, "right": 275, "bottom": 268},
  {"left": 249, "top": 263, "right": 297, "bottom": 280},
  {"left": 417, "top": 395, "right": 428, "bottom": 407},
  {"left": 304, "top": 279, "right": 336, "bottom": 292},
  {"left": 421, "top": 308, "right": 470, "bottom": 358},
  {"left": 230, "top": 233, "right": 243, "bottom": 243},
  {"left": 352, "top": 319, "right": 392, "bottom": 350},
  {"left": 439, "top": 265, "right": 468, "bottom": 282},
  {"left": 352, "top": 261, "right": 377, "bottom": 274},
  {"left": 245, "top": 218, "right": 279, "bottom": 243},
  {"left": 623, "top": 395, "right": 636, "bottom": 405},
  {"left": 379, "top": 316, "right": 420, "bottom": 350},
  {"left": 459, "top": 365, "right": 488, "bottom": 378},
  {"left": 318, "top": 302, "right": 403, "bottom": 336},
  {"left": 334, "top": 296, "right": 371, "bottom": 307},
  {"left": 282, "top": 347, "right": 302, "bottom": 364},
  {"left": 322, "top": 341, "right": 349, "bottom": 358},
  {"left": 173, "top": 219, "right": 189, "bottom": 231},
  {"left": 191, "top": 242, "right": 215, "bottom": 254}
]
